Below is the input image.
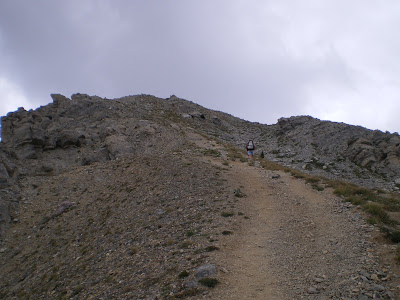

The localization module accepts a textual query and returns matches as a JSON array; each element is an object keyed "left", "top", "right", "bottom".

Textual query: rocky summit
[{"left": 0, "top": 93, "right": 400, "bottom": 299}]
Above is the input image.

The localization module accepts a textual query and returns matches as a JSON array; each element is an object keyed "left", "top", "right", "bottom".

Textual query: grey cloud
[{"left": 0, "top": 1, "right": 399, "bottom": 132}]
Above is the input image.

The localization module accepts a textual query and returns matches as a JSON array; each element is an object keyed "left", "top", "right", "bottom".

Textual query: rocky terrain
[{"left": 1, "top": 93, "right": 400, "bottom": 299}]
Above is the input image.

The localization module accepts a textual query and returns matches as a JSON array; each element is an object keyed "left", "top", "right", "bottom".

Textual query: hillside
[{"left": 1, "top": 94, "right": 400, "bottom": 299}]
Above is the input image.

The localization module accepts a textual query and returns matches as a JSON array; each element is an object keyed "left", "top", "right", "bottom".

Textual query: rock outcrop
[{"left": 267, "top": 116, "right": 400, "bottom": 188}]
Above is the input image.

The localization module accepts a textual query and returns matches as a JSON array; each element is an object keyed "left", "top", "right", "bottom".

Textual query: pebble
[
  {"left": 371, "top": 274, "right": 379, "bottom": 282},
  {"left": 307, "top": 286, "right": 319, "bottom": 294},
  {"left": 367, "top": 284, "right": 385, "bottom": 291},
  {"left": 314, "top": 277, "right": 324, "bottom": 283}
]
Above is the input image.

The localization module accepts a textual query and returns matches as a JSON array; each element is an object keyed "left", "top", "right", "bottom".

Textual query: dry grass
[{"left": 257, "top": 156, "right": 400, "bottom": 242}]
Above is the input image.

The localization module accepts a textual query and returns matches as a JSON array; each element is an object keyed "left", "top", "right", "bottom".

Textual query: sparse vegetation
[
  {"left": 205, "top": 245, "right": 219, "bottom": 252},
  {"left": 225, "top": 143, "right": 245, "bottom": 161},
  {"left": 222, "top": 230, "right": 233, "bottom": 235},
  {"left": 178, "top": 270, "right": 189, "bottom": 279},
  {"left": 258, "top": 157, "right": 400, "bottom": 242},
  {"left": 186, "top": 230, "right": 195, "bottom": 237},
  {"left": 221, "top": 212, "right": 234, "bottom": 217},
  {"left": 234, "top": 188, "right": 245, "bottom": 198},
  {"left": 199, "top": 277, "right": 219, "bottom": 287},
  {"left": 259, "top": 159, "right": 287, "bottom": 172},
  {"left": 305, "top": 177, "right": 321, "bottom": 184},
  {"left": 202, "top": 149, "right": 221, "bottom": 157},
  {"left": 363, "top": 203, "right": 392, "bottom": 225},
  {"left": 311, "top": 184, "right": 324, "bottom": 191}
]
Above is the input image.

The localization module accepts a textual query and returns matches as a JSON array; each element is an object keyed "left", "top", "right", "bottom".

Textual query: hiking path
[{"left": 188, "top": 130, "right": 399, "bottom": 299}]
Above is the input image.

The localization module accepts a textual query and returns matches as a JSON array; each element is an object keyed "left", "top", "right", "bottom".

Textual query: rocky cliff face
[{"left": 269, "top": 116, "right": 400, "bottom": 188}]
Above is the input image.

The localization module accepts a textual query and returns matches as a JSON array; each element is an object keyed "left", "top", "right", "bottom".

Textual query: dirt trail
[
  {"left": 206, "top": 161, "right": 397, "bottom": 299},
  {"left": 184, "top": 130, "right": 397, "bottom": 299}
]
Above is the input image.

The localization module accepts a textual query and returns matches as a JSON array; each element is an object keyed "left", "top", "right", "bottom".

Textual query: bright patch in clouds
[{"left": 0, "top": 77, "right": 31, "bottom": 117}]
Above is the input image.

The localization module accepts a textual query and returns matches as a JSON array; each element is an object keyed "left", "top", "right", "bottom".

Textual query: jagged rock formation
[{"left": 269, "top": 116, "right": 400, "bottom": 188}]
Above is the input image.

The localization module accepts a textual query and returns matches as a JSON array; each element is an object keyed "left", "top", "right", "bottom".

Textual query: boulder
[{"left": 195, "top": 264, "right": 217, "bottom": 280}]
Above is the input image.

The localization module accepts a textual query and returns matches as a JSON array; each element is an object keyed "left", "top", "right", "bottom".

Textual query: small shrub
[
  {"left": 311, "top": 184, "right": 324, "bottom": 191},
  {"left": 389, "top": 230, "right": 400, "bottom": 243},
  {"left": 199, "top": 277, "right": 219, "bottom": 287},
  {"left": 222, "top": 230, "right": 233, "bottom": 235},
  {"left": 380, "top": 197, "right": 400, "bottom": 212},
  {"left": 260, "top": 151, "right": 265, "bottom": 158},
  {"left": 305, "top": 177, "right": 320, "bottom": 184},
  {"left": 234, "top": 188, "right": 244, "bottom": 198},
  {"left": 49, "top": 238, "right": 57, "bottom": 247},
  {"left": 203, "top": 149, "right": 221, "bottom": 157},
  {"left": 79, "top": 245, "right": 89, "bottom": 255},
  {"left": 290, "top": 170, "right": 305, "bottom": 179},
  {"left": 363, "top": 203, "right": 392, "bottom": 224},
  {"left": 178, "top": 270, "right": 189, "bottom": 279},
  {"left": 205, "top": 246, "right": 219, "bottom": 252},
  {"left": 221, "top": 212, "right": 234, "bottom": 217},
  {"left": 260, "top": 160, "right": 286, "bottom": 171},
  {"left": 186, "top": 230, "right": 195, "bottom": 237},
  {"left": 127, "top": 247, "right": 138, "bottom": 255},
  {"left": 346, "top": 195, "right": 365, "bottom": 206},
  {"left": 180, "top": 240, "right": 193, "bottom": 248}
]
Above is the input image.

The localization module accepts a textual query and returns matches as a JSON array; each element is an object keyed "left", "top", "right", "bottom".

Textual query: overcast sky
[{"left": 1, "top": 1, "right": 399, "bottom": 133}]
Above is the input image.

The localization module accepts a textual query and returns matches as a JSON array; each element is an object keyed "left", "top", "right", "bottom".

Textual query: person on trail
[{"left": 246, "top": 140, "right": 255, "bottom": 159}]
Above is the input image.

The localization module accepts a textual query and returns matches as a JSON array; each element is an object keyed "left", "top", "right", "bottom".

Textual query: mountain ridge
[{"left": 1, "top": 93, "right": 400, "bottom": 298}]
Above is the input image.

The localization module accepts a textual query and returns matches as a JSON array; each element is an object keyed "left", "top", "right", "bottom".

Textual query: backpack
[{"left": 247, "top": 140, "right": 254, "bottom": 150}]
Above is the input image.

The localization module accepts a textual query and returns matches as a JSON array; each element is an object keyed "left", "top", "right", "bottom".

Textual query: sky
[{"left": 0, "top": 0, "right": 399, "bottom": 133}]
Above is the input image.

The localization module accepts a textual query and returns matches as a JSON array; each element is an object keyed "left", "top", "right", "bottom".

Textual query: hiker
[{"left": 246, "top": 140, "right": 255, "bottom": 159}]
